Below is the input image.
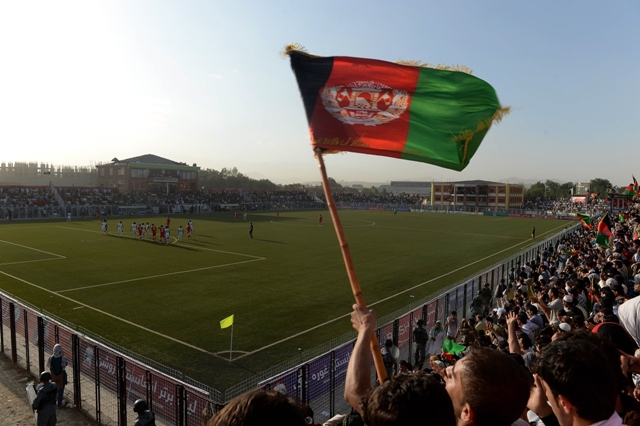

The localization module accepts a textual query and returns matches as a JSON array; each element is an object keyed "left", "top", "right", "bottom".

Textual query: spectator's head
[
  {"left": 133, "top": 399, "right": 148, "bottom": 414},
  {"left": 534, "top": 338, "right": 617, "bottom": 425},
  {"left": 361, "top": 373, "right": 455, "bottom": 426},
  {"left": 444, "top": 347, "right": 531, "bottom": 426},
  {"left": 517, "top": 333, "right": 533, "bottom": 350},
  {"left": 207, "top": 389, "right": 307, "bottom": 426},
  {"left": 39, "top": 371, "right": 52, "bottom": 383}
]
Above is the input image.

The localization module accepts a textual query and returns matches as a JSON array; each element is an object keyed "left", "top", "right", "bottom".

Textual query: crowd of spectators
[
  {"left": 324, "top": 192, "right": 426, "bottom": 205},
  {"left": 521, "top": 197, "right": 607, "bottom": 215},
  {"left": 0, "top": 186, "right": 312, "bottom": 210},
  {"left": 2, "top": 185, "right": 614, "bottom": 215},
  {"left": 204, "top": 204, "right": 640, "bottom": 426},
  {"left": 0, "top": 186, "right": 55, "bottom": 207}
]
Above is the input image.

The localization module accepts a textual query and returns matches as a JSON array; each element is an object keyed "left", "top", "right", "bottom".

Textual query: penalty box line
[
  {"left": 233, "top": 223, "right": 568, "bottom": 360},
  {"left": 0, "top": 239, "right": 66, "bottom": 266},
  {"left": 58, "top": 257, "right": 266, "bottom": 294},
  {"left": 0, "top": 270, "right": 227, "bottom": 359}
]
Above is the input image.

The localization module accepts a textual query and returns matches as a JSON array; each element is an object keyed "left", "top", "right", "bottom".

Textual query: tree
[
  {"left": 545, "top": 180, "right": 561, "bottom": 198},
  {"left": 560, "top": 182, "right": 575, "bottom": 197},
  {"left": 327, "top": 177, "right": 343, "bottom": 189},
  {"left": 524, "top": 181, "right": 545, "bottom": 200},
  {"left": 198, "top": 167, "right": 278, "bottom": 191},
  {"left": 590, "top": 178, "right": 612, "bottom": 196},
  {"left": 364, "top": 186, "right": 379, "bottom": 195}
]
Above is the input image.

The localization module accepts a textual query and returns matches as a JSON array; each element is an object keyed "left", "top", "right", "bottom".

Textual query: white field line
[
  {"left": 54, "top": 226, "right": 101, "bottom": 234},
  {"left": 0, "top": 258, "right": 65, "bottom": 266},
  {"left": 58, "top": 257, "right": 266, "bottom": 293},
  {"left": 0, "top": 270, "right": 222, "bottom": 357},
  {"left": 374, "top": 225, "right": 525, "bottom": 240},
  {"left": 178, "top": 245, "right": 264, "bottom": 259},
  {"left": 233, "top": 223, "right": 566, "bottom": 360},
  {"left": 0, "top": 239, "right": 66, "bottom": 259}
]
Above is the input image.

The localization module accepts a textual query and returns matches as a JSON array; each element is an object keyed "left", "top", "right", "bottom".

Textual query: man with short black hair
[
  {"left": 360, "top": 373, "right": 455, "bottom": 426},
  {"left": 133, "top": 399, "right": 156, "bottom": 426},
  {"left": 533, "top": 339, "right": 621, "bottom": 426},
  {"left": 440, "top": 347, "right": 532, "bottom": 426}
]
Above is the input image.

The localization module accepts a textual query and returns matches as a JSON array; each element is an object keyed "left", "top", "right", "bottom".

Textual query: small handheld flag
[
  {"left": 575, "top": 213, "right": 592, "bottom": 229},
  {"left": 595, "top": 214, "right": 613, "bottom": 248},
  {"left": 220, "top": 314, "right": 234, "bottom": 329}
]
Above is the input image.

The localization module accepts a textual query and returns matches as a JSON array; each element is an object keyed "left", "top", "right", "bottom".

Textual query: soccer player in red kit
[
  {"left": 159, "top": 225, "right": 166, "bottom": 243},
  {"left": 151, "top": 224, "right": 157, "bottom": 242},
  {"left": 186, "top": 223, "right": 191, "bottom": 240},
  {"left": 138, "top": 223, "right": 144, "bottom": 240}
]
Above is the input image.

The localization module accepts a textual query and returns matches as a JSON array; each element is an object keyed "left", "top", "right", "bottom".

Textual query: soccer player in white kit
[
  {"left": 101, "top": 219, "right": 108, "bottom": 235},
  {"left": 117, "top": 221, "right": 123, "bottom": 236},
  {"left": 164, "top": 226, "right": 170, "bottom": 245},
  {"left": 177, "top": 226, "right": 183, "bottom": 241},
  {"left": 131, "top": 222, "right": 137, "bottom": 237}
]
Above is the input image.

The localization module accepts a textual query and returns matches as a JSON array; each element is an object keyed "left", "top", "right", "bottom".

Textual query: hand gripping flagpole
[{"left": 315, "top": 149, "right": 387, "bottom": 382}]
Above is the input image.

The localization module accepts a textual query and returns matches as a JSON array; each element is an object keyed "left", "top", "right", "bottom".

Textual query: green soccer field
[{"left": 0, "top": 210, "right": 571, "bottom": 388}]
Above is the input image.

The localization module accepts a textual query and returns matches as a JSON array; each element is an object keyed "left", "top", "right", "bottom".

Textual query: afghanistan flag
[
  {"left": 634, "top": 175, "right": 639, "bottom": 197},
  {"left": 286, "top": 45, "right": 508, "bottom": 171},
  {"left": 623, "top": 185, "right": 635, "bottom": 197},
  {"left": 595, "top": 214, "right": 613, "bottom": 248},
  {"left": 576, "top": 212, "right": 592, "bottom": 229},
  {"left": 442, "top": 338, "right": 467, "bottom": 359}
]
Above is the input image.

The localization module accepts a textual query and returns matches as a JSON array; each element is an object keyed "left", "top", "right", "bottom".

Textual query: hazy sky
[{"left": 1, "top": 1, "right": 638, "bottom": 186}]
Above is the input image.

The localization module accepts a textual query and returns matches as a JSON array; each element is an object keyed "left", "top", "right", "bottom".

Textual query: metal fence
[
  {"left": 0, "top": 294, "right": 221, "bottom": 425},
  {"left": 1, "top": 217, "right": 580, "bottom": 425}
]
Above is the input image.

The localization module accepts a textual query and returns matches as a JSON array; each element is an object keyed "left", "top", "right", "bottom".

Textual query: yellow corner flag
[{"left": 220, "top": 314, "right": 234, "bottom": 329}]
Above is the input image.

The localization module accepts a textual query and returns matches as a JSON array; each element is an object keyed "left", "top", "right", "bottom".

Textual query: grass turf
[{"left": 0, "top": 210, "right": 571, "bottom": 389}]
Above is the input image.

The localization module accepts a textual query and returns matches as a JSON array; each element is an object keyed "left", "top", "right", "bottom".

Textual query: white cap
[
  {"left": 563, "top": 295, "right": 573, "bottom": 303},
  {"left": 558, "top": 323, "right": 571, "bottom": 332}
]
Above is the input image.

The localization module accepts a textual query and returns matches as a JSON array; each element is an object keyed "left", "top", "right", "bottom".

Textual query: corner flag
[{"left": 220, "top": 314, "right": 234, "bottom": 329}]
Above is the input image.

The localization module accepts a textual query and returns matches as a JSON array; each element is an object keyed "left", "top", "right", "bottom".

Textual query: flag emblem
[{"left": 321, "top": 82, "right": 409, "bottom": 126}]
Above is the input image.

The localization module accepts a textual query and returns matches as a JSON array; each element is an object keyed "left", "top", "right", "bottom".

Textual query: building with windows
[
  {"left": 430, "top": 180, "right": 524, "bottom": 210},
  {"left": 96, "top": 154, "right": 199, "bottom": 192}
]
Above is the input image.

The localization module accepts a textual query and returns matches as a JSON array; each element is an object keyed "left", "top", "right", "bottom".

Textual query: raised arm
[{"left": 344, "top": 304, "right": 378, "bottom": 414}]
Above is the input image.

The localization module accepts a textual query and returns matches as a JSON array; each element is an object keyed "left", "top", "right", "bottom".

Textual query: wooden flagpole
[{"left": 315, "top": 149, "right": 387, "bottom": 382}]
